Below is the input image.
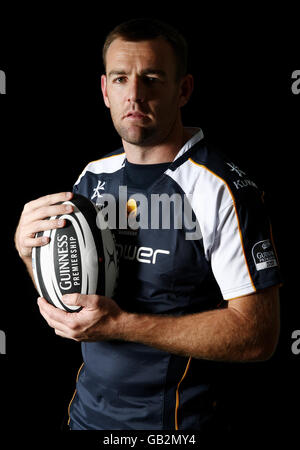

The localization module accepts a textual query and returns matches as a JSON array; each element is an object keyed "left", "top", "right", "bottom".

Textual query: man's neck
[{"left": 123, "top": 124, "right": 193, "bottom": 165}]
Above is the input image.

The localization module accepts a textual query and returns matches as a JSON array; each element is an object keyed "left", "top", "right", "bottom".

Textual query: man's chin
[{"left": 118, "top": 126, "right": 158, "bottom": 147}]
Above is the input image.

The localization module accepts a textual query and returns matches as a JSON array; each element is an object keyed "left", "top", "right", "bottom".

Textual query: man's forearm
[
  {"left": 119, "top": 306, "right": 267, "bottom": 362},
  {"left": 22, "top": 256, "right": 37, "bottom": 288}
]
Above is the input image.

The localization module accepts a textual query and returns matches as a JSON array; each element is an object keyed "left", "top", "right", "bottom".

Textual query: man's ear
[
  {"left": 178, "top": 74, "right": 194, "bottom": 108},
  {"left": 101, "top": 74, "right": 110, "bottom": 108}
]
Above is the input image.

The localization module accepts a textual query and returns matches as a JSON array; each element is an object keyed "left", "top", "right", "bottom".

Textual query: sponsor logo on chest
[{"left": 116, "top": 243, "right": 170, "bottom": 265}]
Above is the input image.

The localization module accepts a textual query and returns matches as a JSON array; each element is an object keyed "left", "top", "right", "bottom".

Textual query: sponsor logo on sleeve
[{"left": 252, "top": 239, "right": 278, "bottom": 271}]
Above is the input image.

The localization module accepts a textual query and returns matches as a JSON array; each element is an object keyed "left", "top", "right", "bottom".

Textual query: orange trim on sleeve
[
  {"left": 189, "top": 158, "right": 256, "bottom": 293},
  {"left": 226, "top": 283, "right": 283, "bottom": 301},
  {"left": 226, "top": 291, "right": 258, "bottom": 301},
  {"left": 175, "top": 356, "right": 192, "bottom": 430}
]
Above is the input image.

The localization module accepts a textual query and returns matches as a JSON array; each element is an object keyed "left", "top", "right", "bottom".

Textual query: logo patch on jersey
[
  {"left": 91, "top": 180, "right": 106, "bottom": 200},
  {"left": 252, "top": 239, "right": 278, "bottom": 271},
  {"left": 226, "top": 162, "right": 258, "bottom": 191},
  {"left": 116, "top": 243, "right": 170, "bottom": 264},
  {"left": 127, "top": 198, "right": 137, "bottom": 216},
  {"left": 226, "top": 162, "right": 246, "bottom": 177}
]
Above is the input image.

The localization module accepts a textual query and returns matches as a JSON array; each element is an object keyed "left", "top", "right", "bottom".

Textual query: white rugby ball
[{"left": 32, "top": 193, "right": 118, "bottom": 312}]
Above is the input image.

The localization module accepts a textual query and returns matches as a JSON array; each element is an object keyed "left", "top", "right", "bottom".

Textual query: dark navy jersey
[{"left": 69, "top": 128, "right": 281, "bottom": 430}]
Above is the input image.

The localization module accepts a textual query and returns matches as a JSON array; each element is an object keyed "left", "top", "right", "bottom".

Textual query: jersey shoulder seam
[
  {"left": 87, "top": 147, "right": 125, "bottom": 167},
  {"left": 74, "top": 148, "right": 125, "bottom": 186}
]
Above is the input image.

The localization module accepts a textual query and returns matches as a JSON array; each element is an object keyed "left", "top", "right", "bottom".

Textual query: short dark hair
[{"left": 102, "top": 18, "right": 188, "bottom": 80}]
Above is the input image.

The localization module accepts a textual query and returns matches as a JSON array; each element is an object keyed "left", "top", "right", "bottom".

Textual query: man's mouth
[{"left": 124, "top": 111, "right": 149, "bottom": 120}]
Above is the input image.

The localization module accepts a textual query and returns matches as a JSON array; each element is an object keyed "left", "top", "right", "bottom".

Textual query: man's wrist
[
  {"left": 115, "top": 309, "right": 167, "bottom": 346},
  {"left": 117, "top": 310, "right": 137, "bottom": 341}
]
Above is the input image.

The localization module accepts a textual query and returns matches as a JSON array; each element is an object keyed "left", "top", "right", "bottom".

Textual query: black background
[{"left": 1, "top": 4, "right": 299, "bottom": 447}]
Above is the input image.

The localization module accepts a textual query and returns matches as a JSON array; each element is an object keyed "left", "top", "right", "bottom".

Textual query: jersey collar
[
  {"left": 174, "top": 127, "right": 204, "bottom": 161},
  {"left": 166, "top": 127, "right": 204, "bottom": 172}
]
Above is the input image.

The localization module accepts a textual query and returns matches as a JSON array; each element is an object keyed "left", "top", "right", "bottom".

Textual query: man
[{"left": 15, "top": 19, "right": 281, "bottom": 431}]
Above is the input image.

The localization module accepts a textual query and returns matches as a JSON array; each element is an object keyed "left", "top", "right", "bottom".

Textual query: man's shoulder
[
  {"left": 84, "top": 147, "right": 125, "bottom": 174},
  {"left": 189, "top": 141, "right": 261, "bottom": 198},
  {"left": 74, "top": 147, "right": 125, "bottom": 187}
]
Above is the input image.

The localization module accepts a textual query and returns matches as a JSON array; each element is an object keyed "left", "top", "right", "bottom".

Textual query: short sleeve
[{"left": 210, "top": 187, "right": 282, "bottom": 300}]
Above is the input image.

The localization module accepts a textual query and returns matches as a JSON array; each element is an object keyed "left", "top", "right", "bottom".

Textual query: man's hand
[
  {"left": 15, "top": 192, "right": 74, "bottom": 260},
  {"left": 37, "top": 294, "right": 127, "bottom": 342},
  {"left": 14, "top": 191, "right": 74, "bottom": 283}
]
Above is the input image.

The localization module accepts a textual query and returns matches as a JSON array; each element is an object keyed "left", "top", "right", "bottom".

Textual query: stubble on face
[{"left": 111, "top": 111, "right": 159, "bottom": 147}]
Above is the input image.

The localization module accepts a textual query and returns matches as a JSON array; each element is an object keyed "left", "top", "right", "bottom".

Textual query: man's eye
[
  {"left": 114, "top": 77, "right": 127, "bottom": 84},
  {"left": 145, "top": 77, "right": 158, "bottom": 83}
]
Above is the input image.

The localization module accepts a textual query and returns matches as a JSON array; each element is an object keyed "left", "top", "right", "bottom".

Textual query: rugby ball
[{"left": 32, "top": 194, "right": 118, "bottom": 312}]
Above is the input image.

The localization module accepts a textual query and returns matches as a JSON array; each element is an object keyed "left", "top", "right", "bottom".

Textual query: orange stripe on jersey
[
  {"left": 175, "top": 356, "right": 192, "bottom": 430},
  {"left": 67, "top": 363, "right": 84, "bottom": 426}
]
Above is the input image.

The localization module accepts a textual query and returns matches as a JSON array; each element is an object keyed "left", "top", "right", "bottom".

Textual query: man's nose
[{"left": 127, "top": 77, "right": 146, "bottom": 103}]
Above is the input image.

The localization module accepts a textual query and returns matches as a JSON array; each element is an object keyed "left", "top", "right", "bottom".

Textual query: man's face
[{"left": 101, "top": 37, "right": 188, "bottom": 147}]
